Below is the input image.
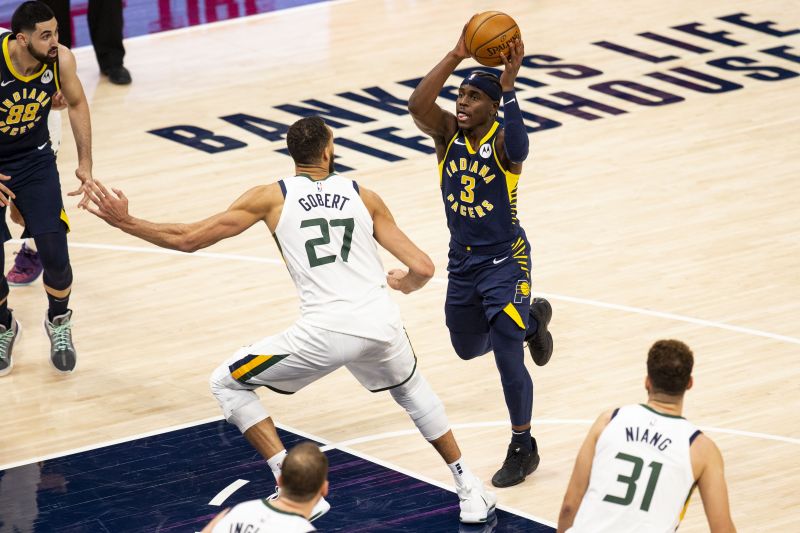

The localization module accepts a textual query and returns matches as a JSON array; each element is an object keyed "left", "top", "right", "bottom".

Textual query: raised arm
[
  {"left": 56, "top": 45, "right": 93, "bottom": 207},
  {"left": 692, "top": 434, "right": 737, "bottom": 533},
  {"left": 406, "top": 24, "right": 468, "bottom": 150},
  {"left": 495, "top": 38, "right": 529, "bottom": 175},
  {"left": 557, "top": 410, "right": 612, "bottom": 532},
  {"left": 85, "top": 180, "right": 283, "bottom": 253},
  {"left": 360, "top": 186, "right": 434, "bottom": 293}
]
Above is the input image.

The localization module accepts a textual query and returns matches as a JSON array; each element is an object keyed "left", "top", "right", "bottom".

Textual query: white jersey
[
  {"left": 275, "top": 173, "right": 402, "bottom": 342},
  {"left": 569, "top": 404, "right": 701, "bottom": 533},
  {"left": 211, "top": 498, "right": 315, "bottom": 533}
]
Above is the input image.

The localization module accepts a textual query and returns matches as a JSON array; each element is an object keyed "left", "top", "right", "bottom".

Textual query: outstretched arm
[
  {"left": 407, "top": 23, "right": 469, "bottom": 150},
  {"left": 57, "top": 45, "right": 93, "bottom": 208},
  {"left": 85, "top": 180, "right": 282, "bottom": 253},
  {"left": 557, "top": 410, "right": 612, "bottom": 532},
  {"left": 360, "top": 186, "right": 434, "bottom": 293},
  {"left": 693, "top": 435, "right": 737, "bottom": 532}
]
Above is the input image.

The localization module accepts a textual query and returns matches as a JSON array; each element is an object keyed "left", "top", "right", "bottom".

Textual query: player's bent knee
[
  {"left": 450, "top": 332, "right": 491, "bottom": 360},
  {"left": 390, "top": 372, "right": 450, "bottom": 441},
  {"left": 209, "top": 364, "right": 268, "bottom": 434}
]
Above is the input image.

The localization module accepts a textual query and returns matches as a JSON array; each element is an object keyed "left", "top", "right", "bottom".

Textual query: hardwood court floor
[{"left": 1, "top": 1, "right": 798, "bottom": 530}]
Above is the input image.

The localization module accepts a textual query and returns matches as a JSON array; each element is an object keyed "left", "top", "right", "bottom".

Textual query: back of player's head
[
  {"left": 461, "top": 70, "right": 502, "bottom": 102},
  {"left": 280, "top": 442, "right": 329, "bottom": 503},
  {"left": 11, "top": 1, "right": 55, "bottom": 35},
  {"left": 647, "top": 339, "right": 694, "bottom": 396},
  {"left": 287, "top": 116, "right": 332, "bottom": 166}
]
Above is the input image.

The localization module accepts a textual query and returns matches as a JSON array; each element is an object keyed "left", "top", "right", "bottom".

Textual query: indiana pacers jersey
[
  {"left": 210, "top": 499, "right": 315, "bottom": 533},
  {"left": 439, "top": 121, "right": 521, "bottom": 247},
  {"left": 0, "top": 31, "right": 59, "bottom": 162},
  {"left": 568, "top": 404, "right": 701, "bottom": 533},
  {"left": 275, "top": 173, "right": 402, "bottom": 342}
]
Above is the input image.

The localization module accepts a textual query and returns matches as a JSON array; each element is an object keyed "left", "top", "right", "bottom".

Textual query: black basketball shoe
[
  {"left": 525, "top": 297, "right": 553, "bottom": 366},
  {"left": 491, "top": 437, "right": 540, "bottom": 488}
]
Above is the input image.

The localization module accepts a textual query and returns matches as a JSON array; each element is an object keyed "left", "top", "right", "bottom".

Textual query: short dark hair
[
  {"left": 286, "top": 116, "right": 331, "bottom": 166},
  {"left": 647, "top": 340, "right": 694, "bottom": 395},
  {"left": 280, "top": 442, "right": 328, "bottom": 503},
  {"left": 11, "top": 1, "right": 55, "bottom": 35}
]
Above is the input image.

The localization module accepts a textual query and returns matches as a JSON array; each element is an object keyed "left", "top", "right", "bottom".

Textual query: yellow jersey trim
[
  {"left": 2, "top": 35, "right": 48, "bottom": 82},
  {"left": 464, "top": 121, "right": 499, "bottom": 155},
  {"left": 502, "top": 303, "right": 526, "bottom": 330},
  {"left": 60, "top": 209, "right": 71, "bottom": 233},
  {"left": 231, "top": 354, "right": 273, "bottom": 380},
  {"left": 439, "top": 131, "right": 459, "bottom": 187},
  {"left": 54, "top": 61, "right": 60, "bottom": 91}
]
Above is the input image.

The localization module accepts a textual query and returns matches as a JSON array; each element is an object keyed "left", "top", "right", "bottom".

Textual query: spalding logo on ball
[{"left": 465, "top": 11, "right": 521, "bottom": 66}]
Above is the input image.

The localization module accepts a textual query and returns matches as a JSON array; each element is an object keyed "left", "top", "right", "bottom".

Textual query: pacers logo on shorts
[{"left": 514, "top": 280, "right": 531, "bottom": 304}]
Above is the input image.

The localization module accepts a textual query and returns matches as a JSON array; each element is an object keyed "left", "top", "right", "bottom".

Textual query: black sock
[
  {"left": 47, "top": 292, "right": 70, "bottom": 321},
  {"left": 511, "top": 428, "right": 533, "bottom": 451}
]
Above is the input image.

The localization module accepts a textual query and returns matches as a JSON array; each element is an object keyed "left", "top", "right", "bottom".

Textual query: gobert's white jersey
[
  {"left": 211, "top": 499, "right": 315, "bottom": 533},
  {"left": 274, "top": 173, "right": 402, "bottom": 342},
  {"left": 569, "top": 404, "right": 701, "bottom": 533}
]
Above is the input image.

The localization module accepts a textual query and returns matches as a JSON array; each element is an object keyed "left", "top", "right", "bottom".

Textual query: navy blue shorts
[
  {"left": 445, "top": 232, "right": 533, "bottom": 334},
  {"left": 0, "top": 150, "right": 70, "bottom": 242}
]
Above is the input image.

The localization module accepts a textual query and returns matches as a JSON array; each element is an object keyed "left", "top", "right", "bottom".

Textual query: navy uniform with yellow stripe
[
  {"left": 0, "top": 30, "right": 69, "bottom": 242},
  {"left": 440, "top": 120, "right": 533, "bottom": 334}
]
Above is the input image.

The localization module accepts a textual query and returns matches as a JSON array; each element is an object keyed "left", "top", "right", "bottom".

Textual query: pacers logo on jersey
[
  {"left": 0, "top": 87, "right": 50, "bottom": 137},
  {"left": 514, "top": 280, "right": 531, "bottom": 303}
]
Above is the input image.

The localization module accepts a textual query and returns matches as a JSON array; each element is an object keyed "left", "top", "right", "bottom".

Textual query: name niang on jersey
[{"left": 625, "top": 425, "right": 673, "bottom": 451}]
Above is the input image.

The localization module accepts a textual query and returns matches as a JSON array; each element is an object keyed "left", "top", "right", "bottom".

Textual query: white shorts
[{"left": 224, "top": 319, "right": 417, "bottom": 394}]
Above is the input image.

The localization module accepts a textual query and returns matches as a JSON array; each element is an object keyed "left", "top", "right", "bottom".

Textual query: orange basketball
[{"left": 465, "top": 11, "right": 521, "bottom": 67}]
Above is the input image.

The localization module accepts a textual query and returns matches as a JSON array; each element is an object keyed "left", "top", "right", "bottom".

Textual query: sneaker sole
[
  {"left": 0, "top": 320, "right": 21, "bottom": 377},
  {"left": 459, "top": 502, "right": 496, "bottom": 524},
  {"left": 8, "top": 279, "right": 41, "bottom": 286},
  {"left": 43, "top": 320, "right": 76, "bottom": 374},
  {"left": 491, "top": 453, "right": 541, "bottom": 488},
  {"left": 528, "top": 298, "right": 553, "bottom": 367}
]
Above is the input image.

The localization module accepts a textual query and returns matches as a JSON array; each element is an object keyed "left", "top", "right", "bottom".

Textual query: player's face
[
  {"left": 25, "top": 19, "right": 59, "bottom": 65},
  {"left": 456, "top": 85, "right": 498, "bottom": 130}
]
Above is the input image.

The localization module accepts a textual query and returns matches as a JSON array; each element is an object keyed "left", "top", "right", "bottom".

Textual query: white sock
[
  {"left": 25, "top": 238, "right": 37, "bottom": 252},
  {"left": 448, "top": 457, "right": 477, "bottom": 489},
  {"left": 267, "top": 449, "right": 287, "bottom": 483}
]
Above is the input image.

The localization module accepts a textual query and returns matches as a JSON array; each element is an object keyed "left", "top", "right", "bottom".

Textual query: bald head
[{"left": 279, "top": 442, "right": 329, "bottom": 503}]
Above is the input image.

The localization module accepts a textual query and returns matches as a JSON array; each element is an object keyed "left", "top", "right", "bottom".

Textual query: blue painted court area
[
  {"left": 0, "top": 421, "right": 553, "bottom": 532},
  {"left": 0, "top": 0, "right": 331, "bottom": 46}
]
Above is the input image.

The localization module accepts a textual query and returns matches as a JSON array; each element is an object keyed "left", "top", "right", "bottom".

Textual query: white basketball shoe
[{"left": 457, "top": 480, "right": 497, "bottom": 523}]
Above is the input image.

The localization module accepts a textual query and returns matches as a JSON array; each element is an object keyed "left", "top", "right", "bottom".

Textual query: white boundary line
[
  {"left": 19, "top": 239, "right": 798, "bottom": 346},
  {"left": 209, "top": 479, "right": 250, "bottom": 506}
]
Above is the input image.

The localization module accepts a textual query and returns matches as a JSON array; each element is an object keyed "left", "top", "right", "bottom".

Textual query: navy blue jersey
[
  {"left": 439, "top": 122, "right": 521, "bottom": 247},
  {"left": 0, "top": 32, "right": 59, "bottom": 163}
]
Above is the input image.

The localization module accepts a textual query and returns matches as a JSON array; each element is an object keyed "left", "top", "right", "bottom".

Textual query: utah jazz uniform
[
  {"left": 440, "top": 121, "right": 531, "bottom": 332},
  {"left": 217, "top": 173, "right": 415, "bottom": 396},
  {"left": 0, "top": 31, "right": 66, "bottom": 242},
  {"left": 568, "top": 405, "right": 701, "bottom": 533}
]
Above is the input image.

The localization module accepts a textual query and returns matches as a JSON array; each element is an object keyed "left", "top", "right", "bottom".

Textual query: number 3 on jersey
[{"left": 301, "top": 217, "right": 354, "bottom": 267}]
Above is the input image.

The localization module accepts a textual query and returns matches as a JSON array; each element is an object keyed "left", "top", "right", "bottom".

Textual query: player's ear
[
  {"left": 644, "top": 376, "right": 651, "bottom": 392},
  {"left": 686, "top": 376, "right": 693, "bottom": 391},
  {"left": 320, "top": 480, "right": 329, "bottom": 498}
]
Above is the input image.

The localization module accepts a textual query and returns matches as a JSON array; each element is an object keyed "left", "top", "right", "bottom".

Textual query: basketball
[{"left": 465, "top": 11, "right": 521, "bottom": 66}]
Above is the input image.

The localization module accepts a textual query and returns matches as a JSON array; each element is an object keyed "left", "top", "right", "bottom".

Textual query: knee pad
[
  {"left": 209, "top": 363, "right": 268, "bottom": 434},
  {"left": 35, "top": 232, "right": 72, "bottom": 290},
  {"left": 390, "top": 372, "right": 450, "bottom": 441}
]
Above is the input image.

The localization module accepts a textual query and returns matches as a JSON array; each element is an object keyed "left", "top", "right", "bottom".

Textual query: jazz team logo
[
  {"left": 514, "top": 280, "right": 531, "bottom": 304},
  {"left": 0, "top": 87, "right": 50, "bottom": 136}
]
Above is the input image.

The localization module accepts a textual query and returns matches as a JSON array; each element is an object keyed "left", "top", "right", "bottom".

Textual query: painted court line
[
  {"left": 29, "top": 239, "right": 800, "bottom": 347},
  {"left": 209, "top": 479, "right": 250, "bottom": 506}
]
